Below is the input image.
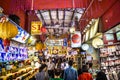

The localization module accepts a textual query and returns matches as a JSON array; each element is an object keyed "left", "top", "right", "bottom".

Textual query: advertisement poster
[
  {"left": 71, "top": 31, "right": 81, "bottom": 48},
  {"left": 12, "top": 25, "right": 30, "bottom": 43},
  {"left": 31, "top": 21, "right": 42, "bottom": 35}
]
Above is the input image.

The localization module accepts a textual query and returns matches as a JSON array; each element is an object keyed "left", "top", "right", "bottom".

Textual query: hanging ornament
[
  {"left": 35, "top": 42, "right": 44, "bottom": 50},
  {"left": 41, "top": 27, "right": 47, "bottom": 33},
  {"left": 3, "top": 39, "right": 9, "bottom": 46},
  {"left": 3, "top": 39, "right": 10, "bottom": 52},
  {"left": 0, "top": 21, "right": 18, "bottom": 40}
]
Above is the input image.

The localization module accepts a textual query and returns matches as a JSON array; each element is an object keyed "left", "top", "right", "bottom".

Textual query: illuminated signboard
[
  {"left": 0, "top": 40, "right": 28, "bottom": 62},
  {"left": 0, "top": 46, "right": 28, "bottom": 62},
  {"left": 12, "top": 26, "right": 30, "bottom": 43},
  {"left": 71, "top": 31, "right": 81, "bottom": 48},
  {"left": 31, "top": 21, "right": 42, "bottom": 35},
  {"left": 45, "top": 39, "right": 63, "bottom": 46}
]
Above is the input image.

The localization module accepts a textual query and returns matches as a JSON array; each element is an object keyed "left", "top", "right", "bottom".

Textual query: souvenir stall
[
  {"left": 99, "top": 24, "right": 120, "bottom": 80},
  {"left": 0, "top": 8, "right": 38, "bottom": 80}
]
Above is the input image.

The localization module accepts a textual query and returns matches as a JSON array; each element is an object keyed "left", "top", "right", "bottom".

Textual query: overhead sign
[
  {"left": 12, "top": 26, "right": 30, "bottom": 43},
  {"left": 31, "top": 21, "right": 42, "bottom": 35},
  {"left": 45, "top": 39, "right": 63, "bottom": 46},
  {"left": 71, "top": 31, "right": 81, "bottom": 48}
]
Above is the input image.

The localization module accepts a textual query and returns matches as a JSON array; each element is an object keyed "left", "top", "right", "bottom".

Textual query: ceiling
[
  {"left": 35, "top": 8, "right": 85, "bottom": 37},
  {"left": 1, "top": 0, "right": 119, "bottom": 42},
  {"left": 106, "top": 24, "right": 120, "bottom": 33}
]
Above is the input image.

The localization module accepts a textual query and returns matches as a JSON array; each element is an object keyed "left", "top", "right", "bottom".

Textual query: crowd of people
[{"left": 34, "top": 57, "right": 108, "bottom": 80}]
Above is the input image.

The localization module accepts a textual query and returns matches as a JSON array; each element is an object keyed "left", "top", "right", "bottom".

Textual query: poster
[
  {"left": 12, "top": 25, "right": 30, "bottom": 43},
  {"left": 71, "top": 31, "right": 81, "bottom": 48}
]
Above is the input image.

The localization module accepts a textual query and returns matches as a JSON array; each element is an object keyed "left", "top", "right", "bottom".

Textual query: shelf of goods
[
  {"left": 0, "top": 66, "right": 38, "bottom": 80},
  {"left": 100, "top": 44, "right": 120, "bottom": 80}
]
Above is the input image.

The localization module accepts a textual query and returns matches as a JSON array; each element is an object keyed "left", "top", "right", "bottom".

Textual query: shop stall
[
  {"left": 0, "top": 10, "right": 38, "bottom": 80},
  {"left": 99, "top": 24, "right": 120, "bottom": 80}
]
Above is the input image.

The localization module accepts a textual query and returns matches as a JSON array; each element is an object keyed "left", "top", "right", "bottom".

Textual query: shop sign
[
  {"left": 12, "top": 24, "right": 30, "bottom": 43},
  {"left": 71, "top": 31, "right": 81, "bottom": 48},
  {"left": 45, "top": 39, "right": 63, "bottom": 46},
  {"left": 31, "top": 21, "right": 42, "bottom": 35}
]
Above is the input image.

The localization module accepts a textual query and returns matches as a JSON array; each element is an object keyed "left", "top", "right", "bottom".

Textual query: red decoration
[
  {"left": 41, "top": 27, "right": 47, "bottom": 33},
  {"left": 3, "top": 39, "right": 10, "bottom": 52},
  {"left": 3, "top": 39, "right": 10, "bottom": 46},
  {"left": 72, "top": 34, "right": 80, "bottom": 43}
]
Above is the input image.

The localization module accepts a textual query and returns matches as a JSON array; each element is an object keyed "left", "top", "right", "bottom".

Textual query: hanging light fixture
[
  {"left": 70, "top": 27, "right": 75, "bottom": 33},
  {"left": 0, "top": 21, "right": 18, "bottom": 40}
]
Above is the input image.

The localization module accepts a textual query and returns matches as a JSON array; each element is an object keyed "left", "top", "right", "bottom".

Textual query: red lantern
[
  {"left": 3, "top": 39, "right": 10, "bottom": 52},
  {"left": 3, "top": 39, "right": 10, "bottom": 46},
  {"left": 41, "top": 27, "right": 47, "bottom": 33}
]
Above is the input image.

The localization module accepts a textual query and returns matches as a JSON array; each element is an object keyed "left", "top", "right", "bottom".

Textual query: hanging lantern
[
  {"left": 3, "top": 39, "right": 10, "bottom": 46},
  {"left": 0, "top": 21, "right": 18, "bottom": 40},
  {"left": 3, "top": 39, "right": 10, "bottom": 52},
  {"left": 35, "top": 42, "right": 44, "bottom": 50},
  {"left": 41, "top": 27, "right": 47, "bottom": 33},
  {"left": 70, "top": 27, "right": 75, "bottom": 33}
]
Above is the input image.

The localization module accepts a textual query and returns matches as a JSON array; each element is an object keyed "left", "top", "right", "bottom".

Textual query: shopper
[
  {"left": 96, "top": 71, "right": 107, "bottom": 80},
  {"left": 118, "top": 71, "right": 120, "bottom": 80},
  {"left": 61, "top": 59, "right": 68, "bottom": 78},
  {"left": 50, "top": 69, "right": 63, "bottom": 80},
  {"left": 35, "top": 64, "right": 49, "bottom": 80},
  {"left": 63, "top": 60, "right": 78, "bottom": 80},
  {"left": 47, "top": 58, "right": 55, "bottom": 78},
  {"left": 88, "top": 62, "right": 93, "bottom": 74},
  {"left": 78, "top": 65, "right": 93, "bottom": 80}
]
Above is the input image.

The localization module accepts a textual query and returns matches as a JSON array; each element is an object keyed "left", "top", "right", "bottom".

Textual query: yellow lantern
[
  {"left": 35, "top": 42, "right": 44, "bottom": 50},
  {"left": 0, "top": 21, "right": 18, "bottom": 40}
]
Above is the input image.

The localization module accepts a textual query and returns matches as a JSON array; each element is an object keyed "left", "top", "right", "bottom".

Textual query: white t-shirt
[{"left": 61, "top": 62, "right": 69, "bottom": 70}]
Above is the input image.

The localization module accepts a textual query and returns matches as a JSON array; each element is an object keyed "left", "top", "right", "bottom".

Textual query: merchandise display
[{"left": 100, "top": 45, "right": 120, "bottom": 80}]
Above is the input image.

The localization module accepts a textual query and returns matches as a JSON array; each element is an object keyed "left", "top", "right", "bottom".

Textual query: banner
[
  {"left": 71, "top": 31, "right": 81, "bottom": 48},
  {"left": 31, "top": 21, "right": 42, "bottom": 35}
]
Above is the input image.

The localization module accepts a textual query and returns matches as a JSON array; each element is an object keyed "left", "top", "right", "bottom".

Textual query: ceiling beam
[
  {"left": 71, "top": 9, "right": 76, "bottom": 20},
  {"left": 63, "top": 9, "right": 66, "bottom": 27},
  {"left": 38, "top": 10, "right": 46, "bottom": 25},
  {"left": 49, "top": 10, "right": 53, "bottom": 25},
  {"left": 57, "top": 9, "right": 59, "bottom": 20}
]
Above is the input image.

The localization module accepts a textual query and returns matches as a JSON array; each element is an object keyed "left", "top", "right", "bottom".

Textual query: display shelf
[
  {"left": 0, "top": 66, "right": 38, "bottom": 80},
  {"left": 100, "top": 44, "right": 120, "bottom": 80}
]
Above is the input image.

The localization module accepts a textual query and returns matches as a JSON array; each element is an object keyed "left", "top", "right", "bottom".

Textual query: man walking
[{"left": 63, "top": 60, "right": 78, "bottom": 80}]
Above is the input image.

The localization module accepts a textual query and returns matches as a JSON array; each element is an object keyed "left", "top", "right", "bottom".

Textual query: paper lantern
[
  {"left": 41, "top": 27, "right": 47, "bottom": 33},
  {"left": 70, "top": 27, "right": 75, "bottom": 33},
  {"left": 92, "top": 38, "right": 103, "bottom": 48},
  {"left": 35, "top": 43, "right": 44, "bottom": 50},
  {"left": 3, "top": 39, "right": 10, "bottom": 46},
  {"left": 0, "top": 21, "right": 18, "bottom": 40}
]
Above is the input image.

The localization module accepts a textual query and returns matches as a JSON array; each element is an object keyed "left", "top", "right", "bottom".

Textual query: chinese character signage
[{"left": 31, "top": 21, "right": 42, "bottom": 35}]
